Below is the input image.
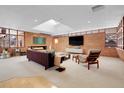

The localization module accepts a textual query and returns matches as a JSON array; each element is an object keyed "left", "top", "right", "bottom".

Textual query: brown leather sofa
[{"left": 27, "top": 50, "right": 55, "bottom": 70}]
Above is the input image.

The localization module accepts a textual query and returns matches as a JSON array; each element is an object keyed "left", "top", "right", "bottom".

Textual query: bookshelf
[{"left": 117, "top": 17, "right": 124, "bottom": 50}]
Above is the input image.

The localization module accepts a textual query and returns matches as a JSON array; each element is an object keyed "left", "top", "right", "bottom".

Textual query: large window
[
  {"left": 117, "top": 17, "right": 124, "bottom": 50},
  {"left": 18, "top": 34, "right": 24, "bottom": 47},
  {"left": 10, "top": 35, "right": 17, "bottom": 47},
  {"left": 4, "top": 34, "right": 10, "bottom": 48},
  {"left": 0, "top": 28, "right": 25, "bottom": 48},
  {"left": 0, "top": 34, "right": 4, "bottom": 47},
  {"left": 10, "top": 30, "right": 17, "bottom": 47},
  {"left": 105, "top": 28, "right": 117, "bottom": 48},
  {"left": 18, "top": 31, "right": 24, "bottom": 47}
]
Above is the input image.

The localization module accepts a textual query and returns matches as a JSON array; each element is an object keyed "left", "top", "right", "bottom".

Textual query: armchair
[{"left": 85, "top": 49, "right": 101, "bottom": 70}]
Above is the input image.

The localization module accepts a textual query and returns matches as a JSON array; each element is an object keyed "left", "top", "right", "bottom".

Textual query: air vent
[{"left": 92, "top": 5, "right": 105, "bottom": 12}]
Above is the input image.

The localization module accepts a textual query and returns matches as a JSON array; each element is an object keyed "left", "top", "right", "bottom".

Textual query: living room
[{"left": 0, "top": 5, "right": 124, "bottom": 89}]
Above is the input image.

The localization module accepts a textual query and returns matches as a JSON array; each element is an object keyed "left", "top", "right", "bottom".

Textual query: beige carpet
[
  {"left": 0, "top": 56, "right": 43, "bottom": 81},
  {"left": 0, "top": 76, "right": 57, "bottom": 88},
  {"left": 0, "top": 56, "right": 124, "bottom": 88}
]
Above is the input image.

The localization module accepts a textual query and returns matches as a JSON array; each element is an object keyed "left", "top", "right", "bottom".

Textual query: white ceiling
[
  {"left": 0, "top": 5, "right": 124, "bottom": 35},
  {"left": 33, "top": 19, "right": 74, "bottom": 35}
]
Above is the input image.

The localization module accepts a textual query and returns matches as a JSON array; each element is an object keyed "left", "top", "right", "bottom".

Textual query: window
[
  {"left": 10, "top": 30, "right": 17, "bottom": 47},
  {"left": 0, "top": 34, "right": 4, "bottom": 47},
  {"left": 10, "top": 30, "right": 17, "bottom": 35},
  {"left": 10, "top": 35, "right": 17, "bottom": 47},
  {"left": 0, "top": 28, "right": 10, "bottom": 48},
  {"left": 105, "top": 28, "right": 117, "bottom": 48},
  {"left": 4, "top": 34, "right": 10, "bottom": 48},
  {"left": 18, "top": 35, "right": 24, "bottom": 47},
  {"left": 18, "top": 31, "right": 24, "bottom": 47},
  {"left": 0, "top": 28, "right": 25, "bottom": 48},
  {"left": 117, "top": 17, "right": 124, "bottom": 50},
  {"left": 18, "top": 31, "right": 24, "bottom": 35}
]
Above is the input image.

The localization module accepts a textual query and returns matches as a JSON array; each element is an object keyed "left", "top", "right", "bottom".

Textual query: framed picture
[{"left": 105, "top": 33, "right": 117, "bottom": 47}]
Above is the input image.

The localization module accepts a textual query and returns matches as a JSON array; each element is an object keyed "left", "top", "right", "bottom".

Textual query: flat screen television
[
  {"left": 33, "top": 37, "right": 46, "bottom": 44},
  {"left": 69, "top": 36, "right": 83, "bottom": 45}
]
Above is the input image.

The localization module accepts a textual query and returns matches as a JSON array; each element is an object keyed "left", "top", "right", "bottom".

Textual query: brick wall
[
  {"left": 83, "top": 32, "right": 118, "bottom": 57},
  {"left": 53, "top": 32, "right": 118, "bottom": 57},
  {"left": 116, "top": 48, "right": 124, "bottom": 61},
  {"left": 21, "top": 32, "right": 53, "bottom": 52}
]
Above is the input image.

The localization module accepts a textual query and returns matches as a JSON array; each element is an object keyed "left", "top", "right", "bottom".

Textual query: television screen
[
  {"left": 69, "top": 36, "right": 83, "bottom": 45},
  {"left": 33, "top": 37, "right": 46, "bottom": 44}
]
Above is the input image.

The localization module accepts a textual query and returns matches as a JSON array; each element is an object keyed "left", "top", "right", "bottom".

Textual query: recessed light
[
  {"left": 88, "top": 21, "right": 91, "bottom": 23},
  {"left": 34, "top": 19, "right": 38, "bottom": 22}
]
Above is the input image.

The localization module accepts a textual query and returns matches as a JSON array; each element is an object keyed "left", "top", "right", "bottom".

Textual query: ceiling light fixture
[
  {"left": 34, "top": 19, "right": 38, "bottom": 22},
  {"left": 88, "top": 21, "right": 91, "bottom": 23}
]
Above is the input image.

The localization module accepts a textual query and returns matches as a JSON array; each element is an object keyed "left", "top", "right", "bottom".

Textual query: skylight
[
  {"left": 33, "top": 19, "right": 73, "bottom": 35},
  {"left": 48, "top": 19, "right": 59, "bottom": 25}
]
